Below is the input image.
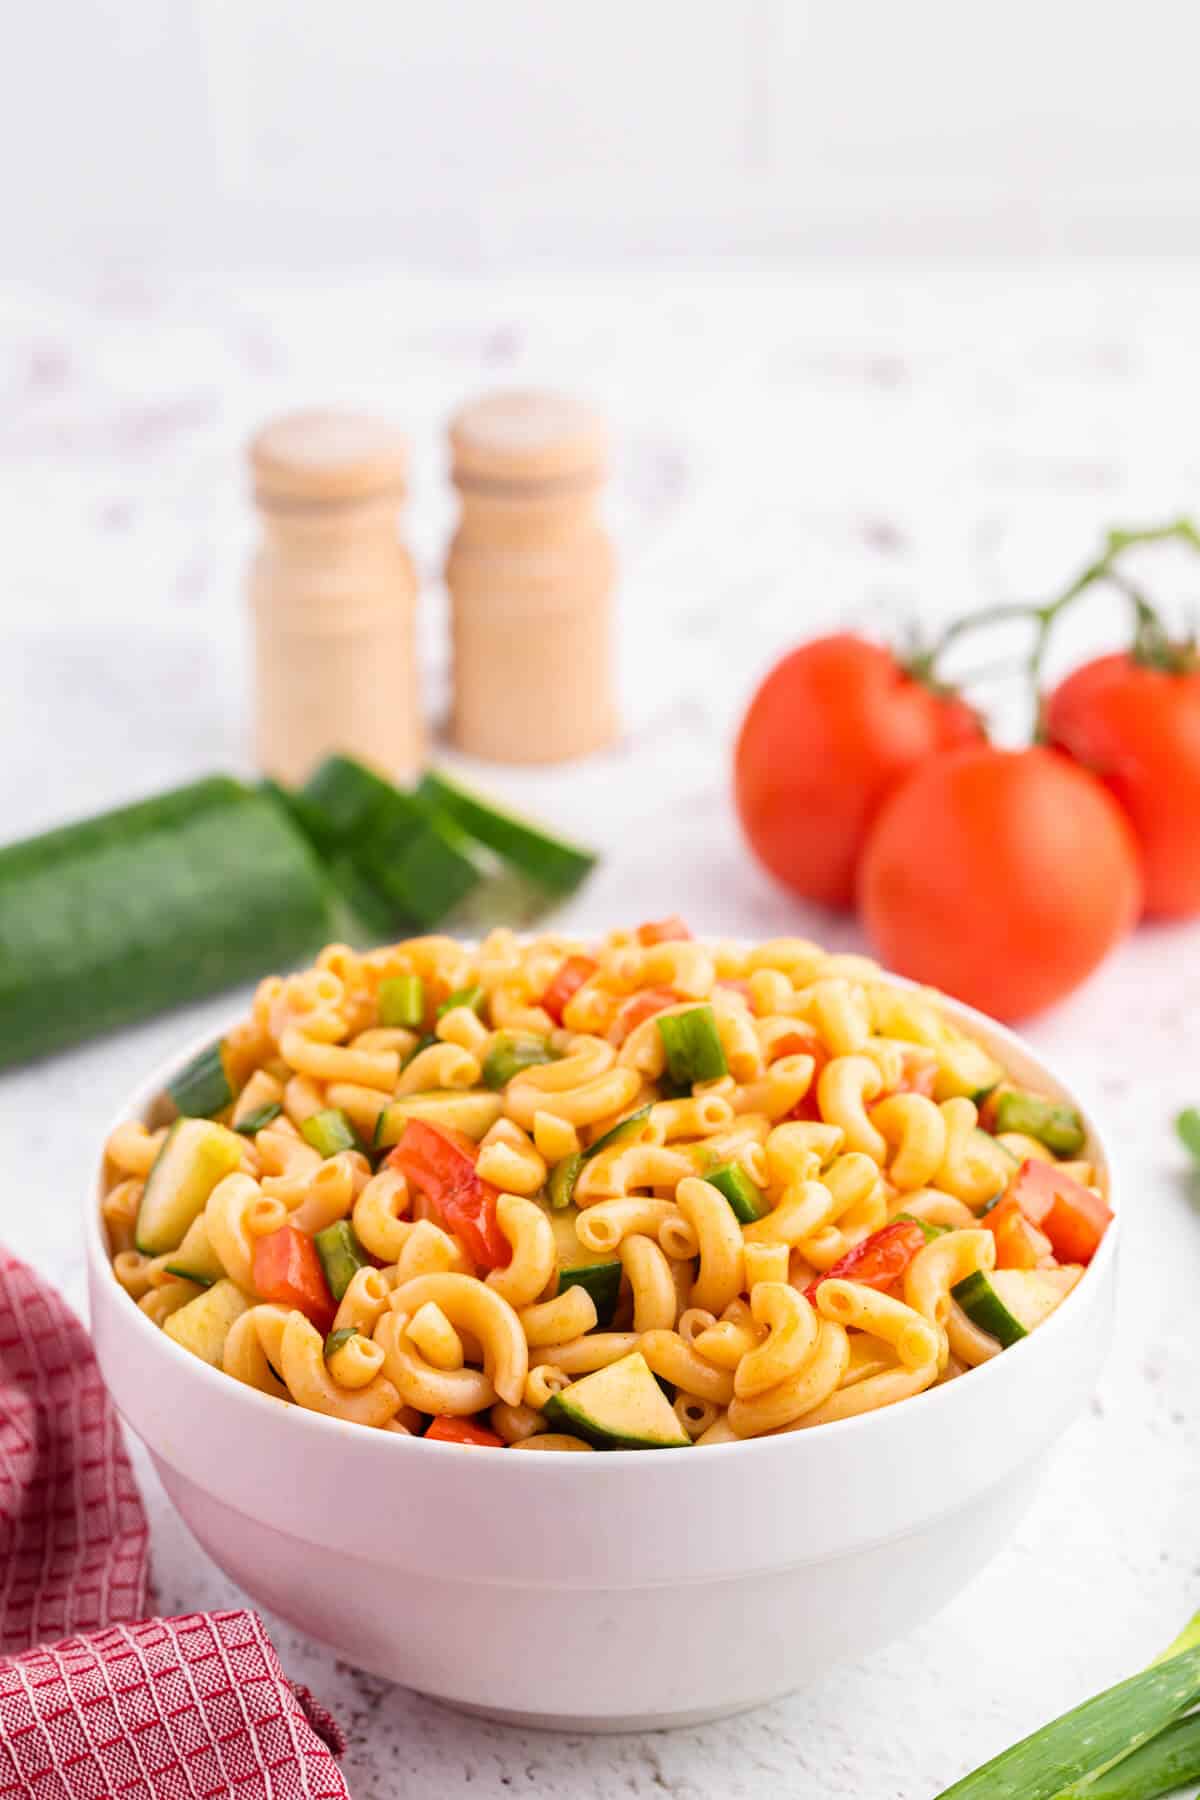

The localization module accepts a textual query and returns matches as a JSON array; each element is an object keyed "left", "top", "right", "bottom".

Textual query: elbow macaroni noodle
[{"left": 103, "top": 925, "right": 1106, "bottom": 1449}]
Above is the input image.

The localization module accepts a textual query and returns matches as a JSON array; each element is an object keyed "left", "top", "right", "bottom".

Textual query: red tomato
[
  {"left": 612, "top": 986, "right": 680, "bottom": 1043},
  {"left": 805, "top": 1220, "right": 927, "bottom": 1302},
  {"left": 735, "top": 635, "right": 983, "bottom": 908},
  {"left": 1008, "top": 1158, "right": 1113, "bottom": 1265},
  {"left": 424, "top": 1416, "right": 505, "bottom": 1448},
  {"left": 540, "top": 954, "right": 598, "bottom": 1025},
  {"left": 251, "top": 1226, "right": 336, "bottom": 1333},
  {"left": 386, "top": 1120, "right": 510, "bottom": 1271},
  {"left": 982, "top": 1194, "right": 1054, "bottom": 1270},
  {"left": 858, "top": 745, "right": 1141, "bottom": 1020},
  {"left": 1045, "top": 652, "right": 1200, "bottom": 918},
  {"left": 636, "top": 916, "right": 693, "bottom": 945}
]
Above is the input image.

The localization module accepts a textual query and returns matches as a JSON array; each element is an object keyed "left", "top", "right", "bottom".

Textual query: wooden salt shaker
[
  {"left": 446, "top": 390, "right": 617, "bottom": 762},
  {"left": 248, "top": 410, "right": 422, "bottom": 786}
]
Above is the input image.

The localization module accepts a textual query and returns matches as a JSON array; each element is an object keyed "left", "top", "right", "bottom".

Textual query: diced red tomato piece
[
  {"left": 386, "top": 1119, "right": 511, "bottom": 1271},
  {"left": 716, "top": 979, "right": 754, "bottom": 1005},
  {"left": 424, "top": 1416, "right": 505, "bottom": 1448},
  {"left": 636, "top": 916, "right": 693, "bottom": 946},
  {"left": 252, "top": 1225, "right": 336, "bottom": 1333},
  {"left": 805, "top": 1220, "right": 927, "bottom": 1303},
  {"left": 1008, "top": 1158, "right": 1112, "bottom": 1265},
  {"left": 784, "top": 1032, "right": 831, "bottom": 1120},
  {"left": 540, "top": 954, "right": 599, "bottom": 1025},
  {"left": 982, "top": 1193, "right": 1055, "bottom": 1270},
  {"left": 612, "top": 986, "right": 680, "bottom": 1043}
]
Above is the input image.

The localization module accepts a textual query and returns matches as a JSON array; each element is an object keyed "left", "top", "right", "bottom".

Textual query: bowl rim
[{"left": 85, "top": 949, "right": 1119, "bottom": 1465}]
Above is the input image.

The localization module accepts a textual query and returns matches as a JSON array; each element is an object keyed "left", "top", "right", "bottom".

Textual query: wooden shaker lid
[
  {"left": 449, "top": 389, "right": 606, "bottom": 487},
  {"left": 250, "top": 410, "right": 408, "bottom": 505}
]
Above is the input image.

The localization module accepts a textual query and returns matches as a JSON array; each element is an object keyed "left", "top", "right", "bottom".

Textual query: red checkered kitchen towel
[{"left": 0, "top": 1250, "right": 351, "bottom": 1799}]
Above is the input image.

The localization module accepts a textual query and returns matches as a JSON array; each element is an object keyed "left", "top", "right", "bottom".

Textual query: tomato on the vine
[
  {"left": 734, "top": 634, "right": 983, "bottom": 909},
  {"left": 1045, "top": 651, "right": 1200, "bottom": 918},
  {"left": 858, "top": 745, "right": 1142, "bottom": 1020}
]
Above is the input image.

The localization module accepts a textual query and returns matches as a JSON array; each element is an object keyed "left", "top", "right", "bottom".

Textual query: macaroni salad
[{"left": 102, "top": 920, "right": 1112, "bottom": 1450}]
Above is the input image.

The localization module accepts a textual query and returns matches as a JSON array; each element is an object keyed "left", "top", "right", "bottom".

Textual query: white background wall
[{"left": 4, "top": 0, "right": 1200, "bottom": 279}]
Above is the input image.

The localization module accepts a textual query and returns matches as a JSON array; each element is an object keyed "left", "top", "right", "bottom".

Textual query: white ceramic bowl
[{"left": 86, "top": 984, "right": 1117, "bottom": 1731}]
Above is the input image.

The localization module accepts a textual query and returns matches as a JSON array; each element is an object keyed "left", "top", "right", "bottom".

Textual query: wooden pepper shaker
[
  {"left": 446, "top": 389, "right": 617, "bottom": 762},
  {"left": 248, "top": 410, "right": 422, "bottom": 786}
]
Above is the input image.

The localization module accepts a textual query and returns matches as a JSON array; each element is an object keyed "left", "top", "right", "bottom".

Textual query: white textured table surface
[{"left": 2, "top": 267, "right": 1200, "bottom": 1798}]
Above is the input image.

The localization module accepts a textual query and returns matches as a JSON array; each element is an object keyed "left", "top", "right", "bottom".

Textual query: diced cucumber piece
[
  {"left": 993, "top": 1089, "right": 1086, "bottom": 1158},
  {"left": 314, "top": 1221, "right": 370, "bottom": 1300},
  {"left": 705, "top": 1160, "right": 766, "bottom": 1224},
  {"left": 932, "top": 1036, "right": 1005, "bottom": 1102},
  {"left": 548, "top": 1207, "right": 622, "bottom": 1326},
  {"left": 656, "top": 1006, "right": 728, "bottom": 1088},
  {"left": 438, "top": 984, "right": 486, "bottom": 1019},
  {"left": 167, "top": 1041, "right": 235, "bottom": 1119},
  {"left": 163, "top": 1279, "right": 249, "bottom": 1366},
  {"left": 951, "top": 1271, "right": 1028, "bottom": 1348},
  {"left": 325, "top": 1326, "right": 358, "bottom": 1359},
  {"left": 991, "top": 1267, "right": 1081, "bottom": 1332},
  {"left": 892, "top": 1212, "right": 950, "bottom": 1242},
  {"left": 136, "top": 1119, "right": 243, "bottom": 1255},
  {"left": 548, "top": 1151, "right": 583, "bottom": 1211},
  {"left": 544, "top": 1352, "right": 691, "bottom": 1449},
  {"left": 234, "top": 1101, "right": 283, "bottom": 1136},
  {"left": 163, "top": 1215, "right": 225, "bottom": 1287},
  {"left": 300, "top": 1108, "right": 360, "bottom": 1158},
  {"left": 417, "top": 769, "right": 598, "bottom": 896},
  {"left": 379, "top": 974, "right": 425, "bottom": 1030},
  {"left": 585, "top": 1104, "right": 654, "bottom": 1159},
  {"left": 482, "top": 1031, "right": 558, "bottom": 1090},
  {"left": 374, "top": 1092, "right": 503, "bottom": 1146}
]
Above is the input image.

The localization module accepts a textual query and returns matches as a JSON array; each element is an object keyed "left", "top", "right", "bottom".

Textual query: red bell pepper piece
[
  {"left": 983, "top": 1193, "right": 1055, "bottom": 1270},
  {"left": 252, "top": 1224, "right": 336, "bottom": 1333},
  {"left": 386, "top": 1119, "right": 511, "bottom": 1271},
  {"left": 612, "top": 986, "right": 680, "bottom": 1043},
  {"left": 636, "top": 916, "right": 693, "bottom": 946},
  {"left": 540, "top": 954, "right": 599, "bottom": 1025},
  {"left": 1008, "top": 1158, "right": 1112, "bottom": 1265},
  {"left": 424, "top": 1416, "right": 505, "bottom": 1448},
  {"left": 806, "top": 1219, "right": 927, "bottom": 1303}
]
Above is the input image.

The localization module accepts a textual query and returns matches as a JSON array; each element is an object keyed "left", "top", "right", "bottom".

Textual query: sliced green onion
[
  {"left": 585, "top": 1104, "right": 655, "bottom": 1159},
  {"left": 994, "top": 1089, "right": 1086, "bottom": 1157},
  {"left": 893, "top": 1212, "right": 950, "bottom": 1241},
  {"left": 705, "top": 1161, "right": 766, "bottom": 1224},
  {"left": 656, "top": 1005, "right": 728, "bottom": 1089},
  {"left": 438, "top": 984, "right": 487, "bottom": 1019},
  {"left": 234, "top": 1101, "right": 283, "bottom": 1136},
  {"left": 324, "top": 1326, "right": 359, "bottom": 1359},
  {"left": 379, "top": 974, "right": 425, "bottom": 1030},
  {"left": 314, "top": 1221, "right": 370, "bottom": 1301},
  {"left": 1055, "top": 1711, "right": 1200, "bottom": 1799},
  {"left": 548, "top": 1153, "right": 583, "bottom": 1211},
  {"left": 482, "top": 1031, "right": 558, "bottom": 1090},
  {"left": 401, "top": 1032, "right": 439, "bottom": 1069},
  {"left": 933, "top": 1645, "right": 1200, "bottom": 1799},
  {"left": 168, "top": 1042, "right": 235, "bottom": 1119},
  {"left": 1176, "top": 1107, "right": 1200, "bottom": 1164},
  {"left": 300, "top": 1108, "right": 360, "bottom": 1159}
]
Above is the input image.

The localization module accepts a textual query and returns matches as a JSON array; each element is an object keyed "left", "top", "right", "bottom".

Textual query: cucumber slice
[
  {"left": 656, "top": 1006, "right": 728, "bottom": 1087},
  {"left": 544, "top": 1352, "right": 691, "bottom": 1449},
  {"left": 417, "top": 770, "right": 598, "bottom": 896},
  {"left": 234, "top": 1101, "right": 283, "bottom": 1136},
  {"left": 951, "top": 1271, "right": 1028, "bottom": 1348},
  {"left": 167, "top": 1041, "right": 235, "bottom": 1119},
  {"left": 355, "top": 794, "right": 482, "bottom": 929},
  {"left": 548, "top": 1207, "right": 622, "bottom": 1326},
  {"left": 0, "top": 778, "right": 333, "bottom": 1069},
  {"left": 482, "top": 1031, "right": 557, "bottom": 1090},
  {"left": 314, "top": 1220, "right": 371, "bottom": 1301},
  {"left": 163, "top": 1215, "right": 225, "bottom": 1287},
  {"left": 548, "top": 1151, "right": 583, "bottom": 1211},
  {"left": 378, "top": 975, "right": 425, "bottom": 1030},
  {"left": 374, "top": 1092, "right": 503, "bottom": 1147},
  {"left": 705, "top": 1160, "right": 766, "bottom": 1224},
  {"left": 438, "top": 984, "right": 486, "bottom": 1019},
  {"left": 163, "top": 1279, "right": 249, "bottom": 1366},
  {"left": 933, "top": 1036, "right": 1005, "bottom": 1102},
  {"left": 300, "top": 1108, "right": 361, "bottom": 1158},
  {"left": 991, "top": 1267, "right": 1082, "bottom": 1332},
  {"left": 135, "top": 1119, "right": 243, "bottom": 1255},
  {"left": 993, "top": 1089, "right": 1086, "bottom": 1158},
  {"left": 299, "top": 754, "right": 398, "bottom": 851}
]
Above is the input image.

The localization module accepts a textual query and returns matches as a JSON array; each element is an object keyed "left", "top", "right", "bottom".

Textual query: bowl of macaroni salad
[{"left": 88, "top": 921, "right": 1117, "bottom": 1727}]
